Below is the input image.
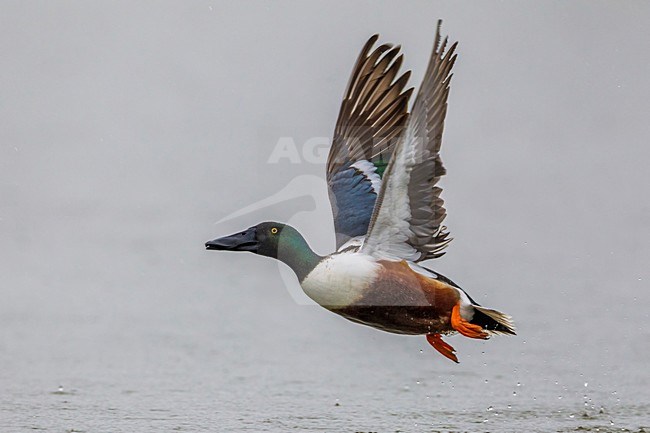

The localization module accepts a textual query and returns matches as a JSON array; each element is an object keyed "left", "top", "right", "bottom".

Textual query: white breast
[{"left": 301, "top": 252, "right": 380, "bottom": 308}]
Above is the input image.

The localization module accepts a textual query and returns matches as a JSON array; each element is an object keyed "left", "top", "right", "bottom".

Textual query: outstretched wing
[
  {"left": 327, "top": 35, "right": 413, "bottom": 249},
  {"left": 362, "top": 21, "right": 456, "bottom": 262}
]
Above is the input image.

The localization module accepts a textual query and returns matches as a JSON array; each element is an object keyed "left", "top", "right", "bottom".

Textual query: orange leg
[
  {"left": 426, "top": 333, "right": 459, "bottom": 363},
  {"left": 451, "top": 302, "right": 490, "bottom": 340}
]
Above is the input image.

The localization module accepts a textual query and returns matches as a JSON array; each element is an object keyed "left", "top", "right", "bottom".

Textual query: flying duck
[{"left": 206, "top": 21, "right": 515, "bottom": 363}]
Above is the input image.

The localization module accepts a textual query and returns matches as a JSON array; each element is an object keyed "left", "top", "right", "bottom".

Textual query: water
[
  {"left": 0, "top": 202, "right": 648, "bottom": 432},
  {"left": 1, "top": 308, "right": 645, "bottom": 433}
]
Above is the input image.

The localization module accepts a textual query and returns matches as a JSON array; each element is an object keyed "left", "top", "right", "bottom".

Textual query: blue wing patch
[{"left": 328, "top": 163, "right": 380, "bottom": 248}]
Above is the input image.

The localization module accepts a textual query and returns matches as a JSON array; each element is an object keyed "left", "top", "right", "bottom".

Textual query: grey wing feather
[
  {"left": 404, "top": 23, "right": 456, "bottom": 259},
  {"left": 363, "top": 20, "right": 456, "bottom": 261},
  {"left": 327, "top": 35, "right": 413, "bottom": 249}
]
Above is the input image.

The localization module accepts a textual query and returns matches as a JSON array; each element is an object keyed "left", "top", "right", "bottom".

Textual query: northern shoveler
[{"left": 206, "top": 21, "right": 515, "bottom": 363}]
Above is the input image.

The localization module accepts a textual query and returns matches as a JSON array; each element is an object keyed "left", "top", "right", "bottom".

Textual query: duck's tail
[{"left": 471, "top": 305, "right": 516, "bottom": 336}]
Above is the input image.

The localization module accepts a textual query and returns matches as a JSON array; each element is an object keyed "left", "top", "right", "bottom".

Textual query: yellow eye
[{"left": 271, "top": 227, "right": 278, "bottom": 234}]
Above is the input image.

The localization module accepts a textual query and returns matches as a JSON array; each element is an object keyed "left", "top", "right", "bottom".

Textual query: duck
[{"left": 206, "top": 21, "right": 515, "bottom": 363}]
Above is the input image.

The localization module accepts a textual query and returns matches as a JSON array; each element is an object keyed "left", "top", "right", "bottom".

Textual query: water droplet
[
  {"left": 584, "top": 382, "right": 588, "bottom": 387},
  {"left": 569, "top": 414, "right": 575, "bottom": 419},
  {"left": 507, "top": 405, "right": 512, "bottom": 409},
  {"left": 513, "top": 391, "right": 517, "bottom": 396},
  {"left": 416, "top": 381, "right": 420, "bottom": 385},
  {"left": 483, "top": 419, "right": 488, "bottom": 423},
  {"left": 484, "top": 379, "right": 489, "bottom": 384},
  {"left": 558, "top": 395, "right": 563, "bottom": 400},
  {"left": 516, "top": 382, "right": 521, "bottom": 387},
  {"left": 487, "top": 406, "right": 493, "bottom": 411},
  {"left": 58, "top": 385, "right": 63, "bottom": 393}
]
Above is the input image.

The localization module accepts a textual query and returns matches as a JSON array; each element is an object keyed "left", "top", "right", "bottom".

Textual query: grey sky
[
  {"left": 1, "top": 2, "right": 649, "bottom": 429},
  {"left": 2, "top": 0, "right": 649, "bottom": 318}
]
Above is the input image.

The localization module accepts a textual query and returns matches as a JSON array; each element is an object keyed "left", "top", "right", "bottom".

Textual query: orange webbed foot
[
  {"left": 451, "top": 302, "right": 490, "bottom": 340},
  {"left": 426, "top": 333, "right": 459, "bottom": 363}
]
